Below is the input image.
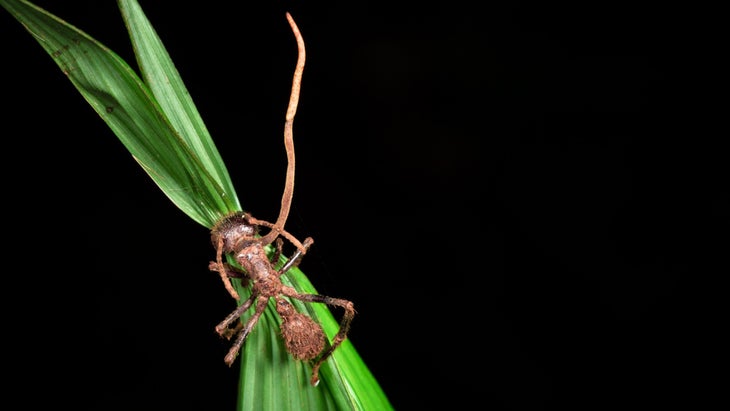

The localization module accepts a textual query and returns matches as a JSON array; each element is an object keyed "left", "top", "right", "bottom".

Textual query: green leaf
[
  {"left": 1, "top": 1, "right": 394, "bottom": 410},
  {"left": 117, "top": 0, "right": 240, "bottom": 215},
  {"left": 1, "top": 0, "right": 237, "bottom": 228}
]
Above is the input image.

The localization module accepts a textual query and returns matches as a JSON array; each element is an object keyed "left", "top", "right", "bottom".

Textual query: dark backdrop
[{"left": 1, "top": 1, "right": 720, "bottom": 410}]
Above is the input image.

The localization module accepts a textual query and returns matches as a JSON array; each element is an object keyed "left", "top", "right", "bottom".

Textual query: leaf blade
[
  {"left": 117, "top": 0, "right": 240, "bottom": 213},
  {"left": 1, "top": 0, "right": 236, "bottom": 228}
]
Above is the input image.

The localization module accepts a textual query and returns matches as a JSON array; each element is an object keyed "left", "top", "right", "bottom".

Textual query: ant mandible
[{"left": 207, "top": 13, "right": 355, "bottom": 387}]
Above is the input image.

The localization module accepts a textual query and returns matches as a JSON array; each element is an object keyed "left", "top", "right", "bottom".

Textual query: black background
[{"left": 1, "top": 1, "right": 722, "bottom": 410}]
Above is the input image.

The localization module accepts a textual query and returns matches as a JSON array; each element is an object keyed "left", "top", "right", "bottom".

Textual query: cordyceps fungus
[{"left": 206, "top": 13, "right": 355, "bottom": 387}]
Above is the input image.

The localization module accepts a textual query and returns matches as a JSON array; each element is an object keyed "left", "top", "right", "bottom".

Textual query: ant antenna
[{"left": 258, "top": 12, "right": 306, "bottom": 247}]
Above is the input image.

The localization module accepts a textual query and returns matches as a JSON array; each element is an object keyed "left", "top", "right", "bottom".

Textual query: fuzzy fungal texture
[{"left": 278, "top": 301, "right": 326, "bottom": 360}]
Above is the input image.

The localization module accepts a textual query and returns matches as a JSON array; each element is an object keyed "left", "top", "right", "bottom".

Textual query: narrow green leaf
[
  {"left": 0, "top": 0, "right": 235, "bottom": 228},
  {"left": 116, "top": 0, "right": 240, "bottom": 213}
]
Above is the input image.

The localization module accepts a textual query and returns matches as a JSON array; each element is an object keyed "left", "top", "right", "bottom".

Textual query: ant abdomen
[{"left": 276, "top": 299, "right": 326, "bottom": 361}]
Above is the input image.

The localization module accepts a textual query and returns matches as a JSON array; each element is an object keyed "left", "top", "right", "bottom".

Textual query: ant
[{"left": 207, "top": 13, "right": 355, "bottom": 387}]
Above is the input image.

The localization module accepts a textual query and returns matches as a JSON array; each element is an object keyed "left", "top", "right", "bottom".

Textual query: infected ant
[{"left": 207, "top": 13, "right": 355, "bottom": 387}]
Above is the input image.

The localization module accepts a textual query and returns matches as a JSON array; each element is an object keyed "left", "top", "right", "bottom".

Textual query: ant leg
[
  {"left": 277, "top": 237, "right": 314, "bottom": 275},
  {"left": 209, "top": 260, "right": 249, "bottom": 290},
  {"left": 215, "top": 291, "right": 258, "bottom": 339},
  {"left": 224, "top": 296, "right": 269, "bottom": 366},
  {"left": 283, "top": 288, "right": 355, "bottom": 386},
  {"left": 208, "top": 261, "right": 249, "bottom": 288},
  {"left": 212, "top": 236, "right": 240, "bottom": 300},
  {"left": 246, "top": 215, "right": 308, "bottom": 253},
  {"left": 270, "top": 237, "right": 284, "bottom": 265}
]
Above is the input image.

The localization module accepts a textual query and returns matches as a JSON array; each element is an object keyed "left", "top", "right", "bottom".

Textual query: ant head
[{"left": 210, "top": 212, "right": 258, "bottom": 253}]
